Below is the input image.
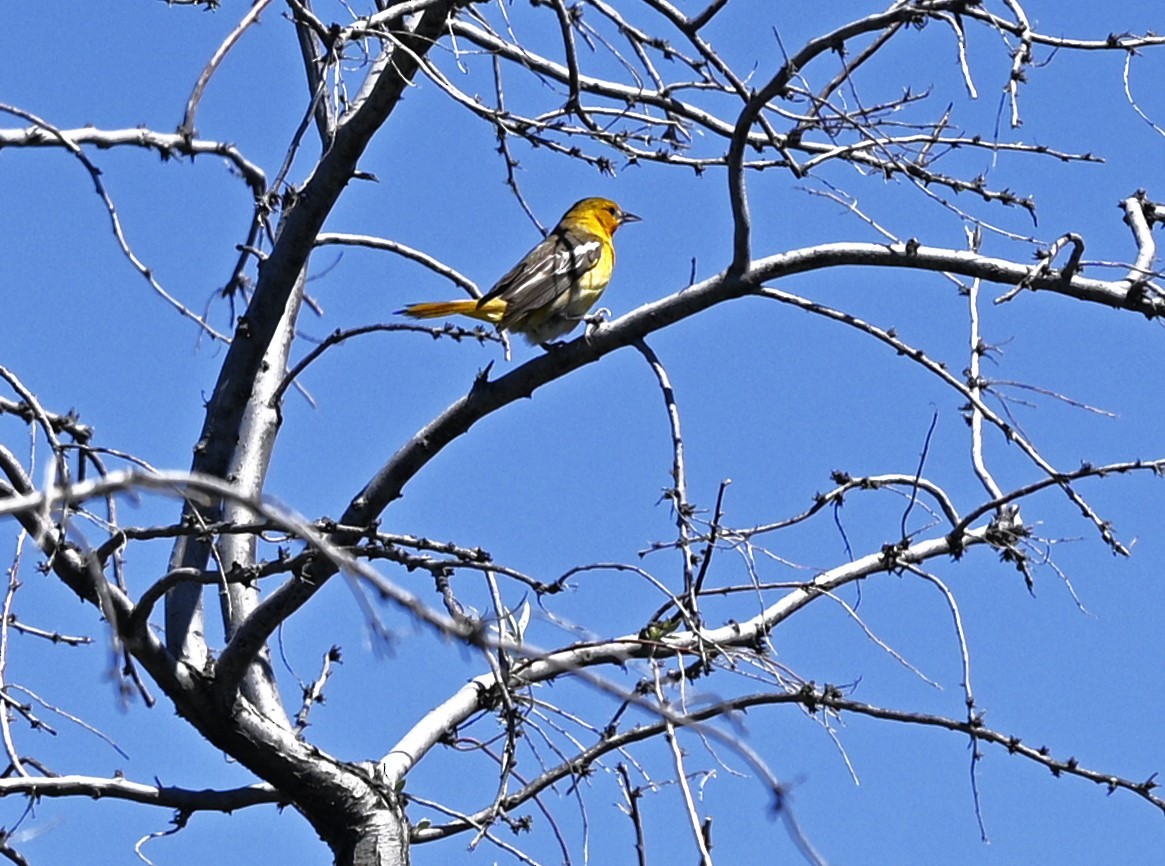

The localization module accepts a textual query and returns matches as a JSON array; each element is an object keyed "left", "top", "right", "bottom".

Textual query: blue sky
[{"left": 2, "top": 1, "right": 1165, "bottom": 864}]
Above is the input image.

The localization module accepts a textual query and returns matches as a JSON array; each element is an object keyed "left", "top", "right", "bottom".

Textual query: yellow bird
[{"left": 398, "top": 197, "right": 640, "bottom": 345}]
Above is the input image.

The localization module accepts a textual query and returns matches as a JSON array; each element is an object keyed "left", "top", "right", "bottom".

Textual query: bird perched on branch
[{"left": 397, "top": 197, "right": 640, "bottom": 345}]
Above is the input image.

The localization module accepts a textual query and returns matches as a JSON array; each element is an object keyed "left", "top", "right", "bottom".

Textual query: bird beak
[{"left": 621, "top": 211, "right": 642, "bottom": 224}]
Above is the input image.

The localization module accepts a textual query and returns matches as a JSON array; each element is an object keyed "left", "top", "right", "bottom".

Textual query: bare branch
[
  {"left": 315, "top": 232, "right": 478, "bottom": 294},
  {"left": 653, "top": 662, "right": 714, "bottom": 865},
  {"left": 0, "top": 106, "right": 231, "bottom": 341},
  {"left": 1120, "top": 191, "right": 1160, "bottom": 293},
  {"left": 0, "top": 125, "right": 267, "bottom": 196},
  {"left": 634, "top": 341, "right": 695, "bottom": 603},
  {"left": 180, "top": 0, "right": 276, "bottom": 137},
  {"left": 295, "top": 646, "right": 342, "bottom": 733},
  {"left": 0, "top": 775, "right": 280, "bottom": 811}
]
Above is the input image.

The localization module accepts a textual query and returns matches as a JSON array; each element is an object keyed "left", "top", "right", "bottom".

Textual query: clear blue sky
[{"left": 2, "top": 1, "right": 1164, "bottom": 864}]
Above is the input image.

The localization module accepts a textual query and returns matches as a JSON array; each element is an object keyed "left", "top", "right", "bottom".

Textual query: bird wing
[{"left": 479, "top": 226, "right": 603, "bottom": 325}]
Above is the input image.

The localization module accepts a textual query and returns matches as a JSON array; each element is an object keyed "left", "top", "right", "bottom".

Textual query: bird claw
[{"left": 583, "top": 308, "right": 611, "bottom": 336}]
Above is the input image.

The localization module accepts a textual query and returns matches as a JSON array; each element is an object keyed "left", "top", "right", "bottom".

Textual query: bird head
[{"left": 563, "top": 197, "right": 642, "bottom": 234}]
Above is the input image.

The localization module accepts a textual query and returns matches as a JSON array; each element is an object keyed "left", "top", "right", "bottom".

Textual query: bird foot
[{"left": 584, "top": 308, "right": 611, "bottom": 336}]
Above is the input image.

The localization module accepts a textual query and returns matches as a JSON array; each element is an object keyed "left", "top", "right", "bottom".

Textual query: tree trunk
[{"left": 336, "top": 805, "right": 411, "bottom": 866}]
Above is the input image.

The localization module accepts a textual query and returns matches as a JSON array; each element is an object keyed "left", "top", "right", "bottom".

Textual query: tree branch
[{"left": 0, "top": 775, "right": 281, "bottom": 811}]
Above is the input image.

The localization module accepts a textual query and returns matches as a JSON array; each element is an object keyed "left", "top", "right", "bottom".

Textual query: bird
[{"left": 397, "top": 197, "right": 640, "bottom": 345}]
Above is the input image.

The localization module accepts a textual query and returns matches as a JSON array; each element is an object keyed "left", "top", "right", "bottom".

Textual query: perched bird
[{"left": 398, "top": 197, "right": 640, "bottom": 345}]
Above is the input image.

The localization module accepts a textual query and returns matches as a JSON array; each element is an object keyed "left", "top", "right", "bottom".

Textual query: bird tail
[{"left": 396, "top": 299, "right": 505, "bottom": 325}]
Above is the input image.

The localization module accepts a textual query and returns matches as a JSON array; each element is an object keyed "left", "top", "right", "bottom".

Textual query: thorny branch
[{"left": 411, "top": 679, "right": 1165, "bottom": 841}]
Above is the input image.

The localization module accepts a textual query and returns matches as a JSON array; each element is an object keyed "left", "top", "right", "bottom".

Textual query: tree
[{"left": 2, "top": 1, "right": 1164, "bottom": 863}]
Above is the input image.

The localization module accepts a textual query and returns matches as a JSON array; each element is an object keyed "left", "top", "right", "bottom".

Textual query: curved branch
[
  {"left": 412, "top": 680, "right": 1165, "bottom": 840},
  {"left": 180, "top": 0, "right": 276, "bottom": 138},
  {"left": 130, "top": 568, "right": 218, "bottom": 642},
  {"left": 725, "top": 1, "right": 972, "bottom": 270},
  {"left": 270, "top": 323, "right": 496, "bottom": 407},
  {"left": 0, "top": 126, "right": 268, "bottom": 196},
  {"left": 643, "top": 471, "right": 963, "bottom": 551},
  {"left": 950, "top": 457, "right": 1165, "bottom": 540},
  {"left": 315, "top": 232, "right": 478, "bottom": 293}
]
